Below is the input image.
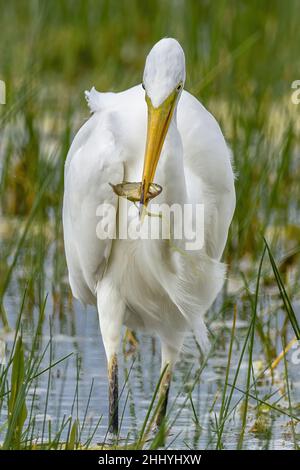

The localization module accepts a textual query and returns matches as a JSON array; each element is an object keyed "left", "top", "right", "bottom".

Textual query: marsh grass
[{"left": 0, "top": 0, "right": 300, "bottom": 450}]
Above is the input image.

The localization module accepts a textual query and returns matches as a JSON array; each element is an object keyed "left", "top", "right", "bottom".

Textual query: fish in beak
[{"left": 139, "top": 89, "right": 178, "bottom": 219}]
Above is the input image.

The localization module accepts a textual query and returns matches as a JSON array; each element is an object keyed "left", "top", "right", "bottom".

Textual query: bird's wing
[
  {"left": 178, "top": 90, "right": 236, "bottom": 260},
  {"left": 63, "top": 111, "right": 123, "bottom": 305}
]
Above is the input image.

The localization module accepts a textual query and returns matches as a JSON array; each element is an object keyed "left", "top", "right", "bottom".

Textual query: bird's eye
[
  {"left": 177, "top": 83, "right": 182, "bottom": 91},
  {"left": 142, "top": 83, "right": 145, "bottom": 90}
]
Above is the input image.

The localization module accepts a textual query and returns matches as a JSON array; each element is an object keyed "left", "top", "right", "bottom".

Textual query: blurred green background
[
  {"left": 1, "top": 0, "right": 299, "bottom": 96},
  {"left": 0, "top": 0, "right": 299, "bottom": 271}
]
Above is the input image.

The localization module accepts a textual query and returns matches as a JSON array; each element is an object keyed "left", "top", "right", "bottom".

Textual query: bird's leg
[
  {"left": 155, "top": 341, "right": 180, "bottom": 429},
  {"left": 155, "top": 363, "right": 172, "bottom": 428},
  {"left": 97, "top": 279, "right": 125, "bottom": 437},
  {"left": 108, "top": 353, "right": 118, "bottom": 435}
]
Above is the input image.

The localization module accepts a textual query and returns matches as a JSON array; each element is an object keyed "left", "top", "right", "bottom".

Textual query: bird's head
[{"left": 139, "top": 38, "right": 185, "bottom": 216}]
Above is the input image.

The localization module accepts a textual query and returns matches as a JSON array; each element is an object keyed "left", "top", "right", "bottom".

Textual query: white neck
[{"left": 156, "top": 111, "right": 187, "bottom": 206}]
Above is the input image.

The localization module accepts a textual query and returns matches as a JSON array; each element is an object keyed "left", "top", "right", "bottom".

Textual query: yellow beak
[{"left": 139, "top": 90, "right": 178, "bottom": 216}]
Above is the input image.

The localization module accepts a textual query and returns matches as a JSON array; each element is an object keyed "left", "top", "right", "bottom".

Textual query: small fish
[{"left": 109, "top": 181, "right": 162, "bottom": 203}]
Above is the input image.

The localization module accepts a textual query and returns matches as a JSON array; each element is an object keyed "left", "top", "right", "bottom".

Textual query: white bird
[{"left": 63, "top": 38, "right": 235, "bottom": 434}]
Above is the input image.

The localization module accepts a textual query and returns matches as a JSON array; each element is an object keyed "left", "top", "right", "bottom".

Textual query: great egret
[{"left": 63, "top": 38, "right": 235, "bottom": 434}]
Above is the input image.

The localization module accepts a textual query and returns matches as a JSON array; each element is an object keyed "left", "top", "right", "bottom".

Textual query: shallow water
[{"left": 2, "top": 284, "right": 299, "bottom": 449}]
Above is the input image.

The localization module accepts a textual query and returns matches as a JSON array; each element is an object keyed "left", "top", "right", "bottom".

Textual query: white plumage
[{"left": 63, "top": 38, "right": 235, "bottom": 430}]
